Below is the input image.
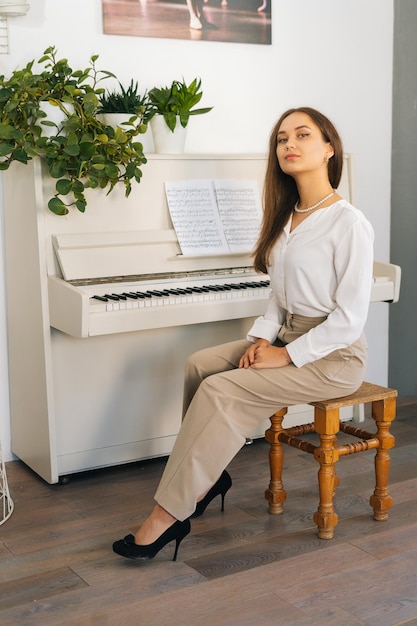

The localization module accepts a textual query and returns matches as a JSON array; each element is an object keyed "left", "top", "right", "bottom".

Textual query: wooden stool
[{"left": 264, "top": 381, "right": 397, "bottom": 539}]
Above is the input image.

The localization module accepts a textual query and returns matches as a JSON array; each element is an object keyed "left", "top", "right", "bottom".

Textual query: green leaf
[
  {"left": 134, "top": 168, "right": 143, "bottom": 183},
  {"left": 0, "top": 124, "right": 21, "bottom": 140},
  {"left": 72, "top": 180, "right": 85, "bottom": 194},
  {"left": 91, "top": 154, "right": 105, "bottom": 164},
  {"left": 88, "top": 175, "right": 99, "bottom": 188},
  {"left": 125, "top": 162, "right": 136, "bottom": 178},
  {"left": 105, "top": 162, "right": 119, "bottom": 179},
  {"left": 13, "top": 149, "right": 30, "bottom": 164},
  {"left": 75, "top": 199, "right": 86, "bottom": 213},
  {"left": 178, "top": 111, "right": 190, "bottom": 128},
  {"left": 49, "top": 161, "right": 67, "bottom": 178},
  {"left": 0, "top": 87, "right": 13, "bottom": 102},
  {"left": 64, "top": 143, "right": 80, "bottom": 156},
  {"left": 114, "top": 127, "right": 128, "bottom": 144},
  {"left": 56, "top": 178, "right": 73, "bottom": 195},
  {"left": 79, "top": 142, "right": 96, "bottom": 158},
  {"left": 67, "top": 132, "right": 78, "bottom": 145},
  {"left": 45, "top": 147, "right": 59, "bottom": 159},
  {"left": 48, "top": 197, "right": 69, "bottom": 215},
  {"left": 189, "top": 107, "right": 213, "bottom": 116},
  {"left": 0, "top": 143, "right": 14, "bottom": 156},
  {"left": 163, "top": 112, "right": 177, "bottom": 132}
]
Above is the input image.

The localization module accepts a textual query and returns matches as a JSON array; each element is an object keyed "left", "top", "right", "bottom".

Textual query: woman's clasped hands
[{"left": 239, "top": 339, "right": 291, "bottom": 369}]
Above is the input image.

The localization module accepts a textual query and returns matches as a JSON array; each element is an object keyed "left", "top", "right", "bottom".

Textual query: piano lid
[{"left": 52, "top": 229, "right": 258, "bottom": 282}]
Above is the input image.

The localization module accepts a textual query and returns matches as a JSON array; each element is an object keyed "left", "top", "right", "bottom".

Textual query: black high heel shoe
[
  {"left": 190, "top": 470, "right": 232, "bottom": 519},
  {"left": 112, "top": 519, "right": 191, "bottom": 562}
]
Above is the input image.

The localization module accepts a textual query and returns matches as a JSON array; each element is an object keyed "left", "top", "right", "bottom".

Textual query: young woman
[{"left": 112, "top": 107, "right": 374, "bottom": 561}]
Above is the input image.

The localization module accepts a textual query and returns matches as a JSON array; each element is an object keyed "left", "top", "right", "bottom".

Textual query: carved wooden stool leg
[
  {"left": 312, "top": 407, "right": 340, "bottom": 539},
  {"left": 264, "top": 408, "right": 287, "bottom": 514},
  {"left": 370, "top": 396, "right": 396, "bottom": 521}
]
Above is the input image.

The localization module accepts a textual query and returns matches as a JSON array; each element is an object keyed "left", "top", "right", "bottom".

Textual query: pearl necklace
[{"left": 294, "top": 190, "right": 336, "bottom": 214}]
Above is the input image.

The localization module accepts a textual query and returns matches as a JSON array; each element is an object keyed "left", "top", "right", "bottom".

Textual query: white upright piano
[{"left": 3, "top": 154, "right": 400, "bottom": 483}]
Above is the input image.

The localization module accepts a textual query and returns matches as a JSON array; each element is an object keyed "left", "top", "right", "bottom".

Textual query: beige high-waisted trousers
[{"left": 154, "top": 313, "right": 368, "bottom": 520}]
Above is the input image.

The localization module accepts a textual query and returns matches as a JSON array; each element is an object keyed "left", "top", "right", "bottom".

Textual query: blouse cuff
[{"left": 246, "top": 317, "right": 280, "bottom": 344}]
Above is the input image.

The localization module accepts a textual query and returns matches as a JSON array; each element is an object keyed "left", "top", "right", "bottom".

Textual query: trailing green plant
[
  {"left": 148, "top": 77, "right": 213, "bottom": 132},
  {"left": 42, "top": 107, "right": 147, "bottom": 216},
  {"left": 0, "top": 59, "right": 43, "bottom": 166},
  {"left": 0, "top": 46, "right": 148, "bottom": 215},
  {"left": 98, "top": 79, "right": 153, "bottom": 121}
]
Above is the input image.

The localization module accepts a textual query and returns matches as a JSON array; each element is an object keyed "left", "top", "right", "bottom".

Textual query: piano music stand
[{"left": 0, "top": 437, "right": 13, "bottom": 525}]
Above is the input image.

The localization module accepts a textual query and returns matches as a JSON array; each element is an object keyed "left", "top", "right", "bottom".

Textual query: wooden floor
[{"left": 1, "top": 397, "right": 417, "bottom": 625}]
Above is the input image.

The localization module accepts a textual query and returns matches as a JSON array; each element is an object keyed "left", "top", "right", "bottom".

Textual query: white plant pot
[
  {"left": 97, "top": 112, "right": 133, "bottom": 127},
  {"left": 39, "top": 101, "right": 74, "bottom": 137},
  {"left": 150, "top": 115, "right": 188, "bottom": 154}
]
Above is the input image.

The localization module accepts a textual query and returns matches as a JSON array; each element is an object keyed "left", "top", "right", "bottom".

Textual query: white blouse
[{"left": 247, "top": 199, "right": 374, "bottom": 368}]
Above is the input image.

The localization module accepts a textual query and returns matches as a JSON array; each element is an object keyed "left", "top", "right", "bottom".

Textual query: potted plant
[
  {"left": 0, "top": 46, "right": 148, "bottom": 215},
  {"left": 147, "top": 77, "right": 212, "bottom": 153},
  {"left": 97, "top": 79, "right": 155, "bottom": 152},
  {"left": 98, "top": 80, "right": 151, "bottom": 120}
]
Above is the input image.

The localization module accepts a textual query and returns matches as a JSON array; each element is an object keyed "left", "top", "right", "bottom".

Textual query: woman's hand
[
  {"left": 239, "top": 338, "right": 269, "bottom": 368},
  {"left": 239, "top": 339, "right": 292, "bottom": 369}
]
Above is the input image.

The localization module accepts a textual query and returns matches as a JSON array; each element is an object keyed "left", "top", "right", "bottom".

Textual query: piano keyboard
[
  {"left": 48, "top": 269, "right": 273, "bottom": 338},
  {"left": 89, "top": 279, "right": 271, "bottom": 312}
]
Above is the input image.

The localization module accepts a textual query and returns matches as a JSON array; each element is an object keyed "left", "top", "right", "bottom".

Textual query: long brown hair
[{"left": 253, "top": 107, "right": 344, "bottom": 274}]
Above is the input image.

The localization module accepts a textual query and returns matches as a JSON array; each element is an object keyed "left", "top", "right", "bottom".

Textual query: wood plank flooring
[{"left": 1, "top": 397, "right": 417, "bottom": 625}]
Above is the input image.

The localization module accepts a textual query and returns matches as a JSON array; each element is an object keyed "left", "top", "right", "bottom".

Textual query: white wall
[{"left": 0, "top": 0, "right": 394, "bottom": 461}]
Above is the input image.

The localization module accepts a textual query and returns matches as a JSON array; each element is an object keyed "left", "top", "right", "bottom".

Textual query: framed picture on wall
[{"left": 102, "top": 1, "right": 271, "bottom": 45}]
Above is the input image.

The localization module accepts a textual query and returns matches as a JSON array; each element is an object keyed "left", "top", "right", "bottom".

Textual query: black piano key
[
  {"left": 121, "top": 292, "right": 139, "bottom": 299},
  {"left": 92, "top": 295, "right": 108, "bottom": 302},
  {"left": 112, "top": 293, "right": 127, "bottom": 300},
  {"left": 104, "top": 294, "right": 121, "bottom": 301},
  {"left": 146, "top": 290, "right": 165, "bottom": 297},
  {"left": 139, "top": 292, "right": 153, "bottom": 298},
  {"left": 167, "top": 288, "right": 187, "bottom": 295}
]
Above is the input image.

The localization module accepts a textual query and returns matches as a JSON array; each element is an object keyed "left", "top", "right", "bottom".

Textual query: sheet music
[{"left": 165, "top": 179, "right": 262, "bottom": 256}]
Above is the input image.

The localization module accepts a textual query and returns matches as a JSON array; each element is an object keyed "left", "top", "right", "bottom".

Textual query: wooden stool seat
[{"left": 264, "top": 381, "right": 397, "bottom": 539}]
